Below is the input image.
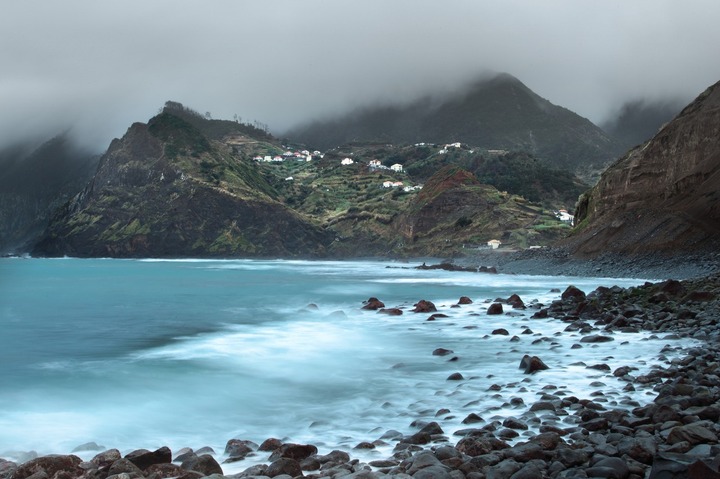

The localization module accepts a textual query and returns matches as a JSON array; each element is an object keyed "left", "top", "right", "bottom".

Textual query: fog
[{"left": 2, "top": 0, "right": 719, "bottom": 152}]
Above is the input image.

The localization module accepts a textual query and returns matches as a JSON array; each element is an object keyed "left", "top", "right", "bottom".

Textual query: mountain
[
  {"left": 287, "top": 73, "right": 623, "bottom": 179},
  {"left": 32, "top": 103, "right": 331, "bottom": 258},
  {"left": 601, "top": 98, "right": 685, "bottom": 151},
  {"left": 0, "top": 135, "right": 99, "bottom": 254},
  {"left": 568, "top": 80, "right": 720, "bottom": 257}
]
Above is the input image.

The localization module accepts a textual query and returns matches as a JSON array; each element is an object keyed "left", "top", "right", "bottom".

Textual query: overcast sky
[{"left": 2, "top": 0, "right": 720, "bottom": 151}]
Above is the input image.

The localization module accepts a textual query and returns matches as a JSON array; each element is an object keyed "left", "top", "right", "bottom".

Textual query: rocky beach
[{"left": 3, "top": 261, "right": 720, "bottom": 479}]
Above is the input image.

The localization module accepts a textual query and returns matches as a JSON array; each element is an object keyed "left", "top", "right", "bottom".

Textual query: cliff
[
  {"left": 568, "top": 80, "right": 720, "bottom": 257},
  {"left": 32, "top": 108, "right": 331, "bottom": 258}
]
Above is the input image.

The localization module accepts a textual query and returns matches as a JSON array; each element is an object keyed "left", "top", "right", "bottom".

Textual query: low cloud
[{"left": 2, "top": 0, "right": 719, "bottom": 152}]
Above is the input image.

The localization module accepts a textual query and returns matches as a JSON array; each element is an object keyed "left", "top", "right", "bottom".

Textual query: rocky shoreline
[{"left": 2, "top": 273, "right": 720, "bottom": 479}]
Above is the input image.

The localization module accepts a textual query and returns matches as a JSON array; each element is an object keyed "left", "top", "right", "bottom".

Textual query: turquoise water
[{"left": 0, "top": 258, "right": 684, "bottom": 468}]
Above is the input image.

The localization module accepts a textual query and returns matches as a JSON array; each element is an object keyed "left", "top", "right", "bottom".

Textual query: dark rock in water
[
  {"left": 428, "top": 313, "right": 450, "bottom": 320},
  {"left": 90, "top": 449, "right": 121, "bottom": 468},
  {"left": 268, "top": 443, "right": 318, "bottom": 461},
  {"left": 531, "top": 309, "right": 549, "bottom": 318},
  {"left": 258, "top": 438, "right": 283, "bottom": 452},
  {"left": 487, "top": 303, "right": 504, "bottom": 315},
  {"left": 506, "top": 294, "right": 525, "bottom": 309},
  {"left": 433, "top": 348, "right": 454, "bottom": 356},
  {"left": 180, "top": 454, "right": 223, "bottom": 476},
  {"left": 354, "top": 442, "right": 375, "bottom": 449},
  {"left": 587, "top": 363, "right": 611, "bottom": 371},
  {"left": 11, "top": 455, "right": 83, "bottom": 479},
  {"left": 561, "top": 285, "right": 586, "bottom": 302},
  {"left": 379, "top": 307, "right": 403, "bottom": 315},
  {"left": 520, "top": 354, "right": 549, "bottom": 374},
  {"left": 362, "top": 297, "right": 385, "bottom": 310},
  {"left": 458, "top": 296, "right": 473, "bottom": 305},
  {"left": 413, "top": 299, "right": 437, "bottom": 313},
  {"left": 502, "top": 417, "right": 529, "bottom": 431},
  {"left": 478, "top": 266, "right": 498, "bottom": 274},
  {"left": 224, "top": 439, "right": 256, "bottom": 460},
  {"left": 580, "top": 334, "right": 614, "bottom": 343},
  {"left": 491, "top": 328, "right": 509, "bottom": 335},
  {"left": 456, "top": 436, "right": 509, "bottom": 457},
  {"left": 266, "top": 457, "right": 303, "bottom": 478},
  {"left": 462, "top": 413, "right": 483, "bottom": 424},
  {"left": 145, "top": 463, "right": 203, "bottom": 479},
  {"left": 108, "top": 458, "right": 145, "bottom": 477},
  {"left": 316, "top": 450, "right": 351, "bottom": 465},
  {"left": 447, "top": 372, "right": 464, "bottom": 381},
  {"left": 125, "top": 446, "right": 171, "bottom": 470}
]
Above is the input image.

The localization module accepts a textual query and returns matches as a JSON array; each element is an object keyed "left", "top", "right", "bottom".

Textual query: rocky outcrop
[
  {"left": 32, "top": 109, "right": 331, "bottom": 258},
  {"left": 568, "top": 79, "right": 720, "bottom": 257}
]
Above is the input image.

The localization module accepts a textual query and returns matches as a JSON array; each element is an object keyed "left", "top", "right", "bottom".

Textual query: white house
[
  {"left": 341, "top": 158, "right": 354, "bottom": 165},
  {"left": 382, "top": 181, "right": 393, "bottom": 188},
  {"left": 369, "top": 159, "right": 382, "bottom": 168},
  {"left": 390, "top": 163, "right": 403, "bottom": 172},
  {"left": 556, "top": 209, "right": 574, "bottom": 223},
  {"left": 487, "top": 239, "right": 502, "bottom": 250},
  {"left": 253, "top": 155, "right": 264, "bottom": 161}
]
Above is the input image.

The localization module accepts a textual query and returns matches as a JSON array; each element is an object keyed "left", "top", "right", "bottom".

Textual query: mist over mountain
[
  {"left": 601, "top": 98, "right": 687, "bottom": 151},
  {"left": 0, "top": 134, "right": 99, "bottom": 254},
  {"left": 569, "top": 79, "right": 720, "bottom": 257},
  {"left": 287, "top": 73, "right": 623, "bottom": 179}
]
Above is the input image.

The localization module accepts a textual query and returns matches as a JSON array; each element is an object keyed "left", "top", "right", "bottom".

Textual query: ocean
[{"left": 0, "top": 258, "right": 691, "bottom": 470}]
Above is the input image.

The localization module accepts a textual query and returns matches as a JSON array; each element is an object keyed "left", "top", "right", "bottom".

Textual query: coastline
[{"left": 2, "top": 271, "right": 720, "bottom": 478}]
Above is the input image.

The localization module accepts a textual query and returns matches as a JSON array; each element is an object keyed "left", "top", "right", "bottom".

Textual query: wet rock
[
  {"left": 580, "top": 334, "right": 614, "bottom": 343},
  {"left": 180, "top": 454, "right": 223, "bottom": 476},
  {"left": 617, "top": 436, "right": 657, "bottom": 465},
  {"left": 107, "top": 458, "right": 145, "bottom": 477},
  {"left": 519, "top": 355, "right": 549, "bottom": 374},
  {"left": 224, "top": 439, "right": 256, "bottom": 460},
  {"left": 362, "top": 297, "right": 385, "bottom": 310},
  {"left": 11, "top": 455, "right": 83, "bottom": 479},
  {"left": 491, "top": 328, "right": 509, "bottom": 335},
  {"left": 666, "top": 423, "right": 719, "bottom": 445},
  {"left": 433, "top": 348, "right": 454, "bottom": 356},
  {"left": 413, "top": 300, "right": 437, "bottom": 313},
  {"left": 506, "top": 294, "right": 525, "bottom": 309},
  {"left": 447, "top": 372, "right": 464, "bottom": 381},
  {"left": 561, "top": 285, "right": 586, "bottom": 302},
  {"left": 259, "top": 438, "right": 283, "bottom": 452},
  {"left": 91, "top": 449, "right": 122, "bottom": 469},
  {"left": 487, "top": 303, "right": 504, "bottom": 315},
  {"left": 462, "top": 413, "right": 483, "bottom": 424},
  {"left": 379, "top": 308, "right": 403, "bottom": 315},
  {"left": 456, "top": 436, "right": 509, "bottom": 457},
  {"left": 458, "top": 296, "right": 473, "bottom": 305},
  {"left": 502, "top": 417, "right": 528, "bottom": 430},
  {"left": 145, "top": 463, "right": 203, "bottom": 479},
  {"left": 268, "top": 443, "right": 318, "bottom": 461},
  {"left": 266, "top": 458, "right": 303, "bottom": 478},
  {"left": 125, "top": 447, "right": 171, "bottom": 470}
]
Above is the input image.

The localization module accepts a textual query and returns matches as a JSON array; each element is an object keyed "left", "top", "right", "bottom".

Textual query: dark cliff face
[
  {"left": 33, "top": 111, "right": 331, "bottom": 258},
  {"left": 567, "top": 80, "right": 720, "bottom": 257}
]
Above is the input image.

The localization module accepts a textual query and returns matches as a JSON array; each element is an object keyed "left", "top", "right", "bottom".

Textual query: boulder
[
  {"left": 447, "top": 372, "right": 464, "bottom": 381},
  {"left": 144, "top": 463, "right": 203, "bottom": 479},
  {"left": 266, "top": 458, "right": 303, "bottom": 478},
  {"left": 519, "top": 355, "right": 549, "bottom": 374},
  {"left": 666, "top": 423, "right": 718, "bottom": 445},
  {"left": 362, "top": 297, "right": 385, "bottom": 310},
  {"left": 180, "top": 454, "right": 223, "bottom": 476},
  {"left": 432, "top": 348, "right": 454, "bottom": 356},
  {"left": 268, "top": 443, "right": 318, "bottom": 461},
  {"left": 580, "top": 334, "right": 614, "bottom": 343},
  {"left": 506, "top": 294, "right": 525, "bottom": 309},
  {"left": 125, "top": 447, "right": 171, "bottom": 470},
  {"left": 458, "top": 296, "right": 473, "bottom": 305},
  {"left": 491, "top": 328, "right": 509, "bottom": 335},
  {"left": 11, "top": 455, "right": 83, "bottom": 479},
  {"left": 379, "top": 308, "right": 403, "bottom": 315},
  {"left": 413, "top": 300, "right": 437, "bottom": 313},
  {"left": 561, "top": 286, "right": 586, "bottom": 302},
  {"left": 224, "top": 439, "right": 256, "bottom": 460},
  {"left": 258, "top": 438, "right": 283, "bottom": 452},
  {"left": 487, "top": 303, "right": 504, "bottom": 315}
]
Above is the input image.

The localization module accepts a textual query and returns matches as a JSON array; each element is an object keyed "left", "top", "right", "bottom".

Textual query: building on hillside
[
  {"left": 390, "top": 163, "right": 403, "bottom": 172},
  {"left": 382, "top": 181, "right": 393, "bottom": 188},
  {"left": 369, "top": 159, "right": 382, "bottom": 168},
  {"left": 487, "top": 239, "right": 502, "bottom": 250},
  {"left": 341, "top": 158, "right": 354, "bottom": 165},
  {"left": 556, "top": 209, "right": 574, "bottom": 223}
]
